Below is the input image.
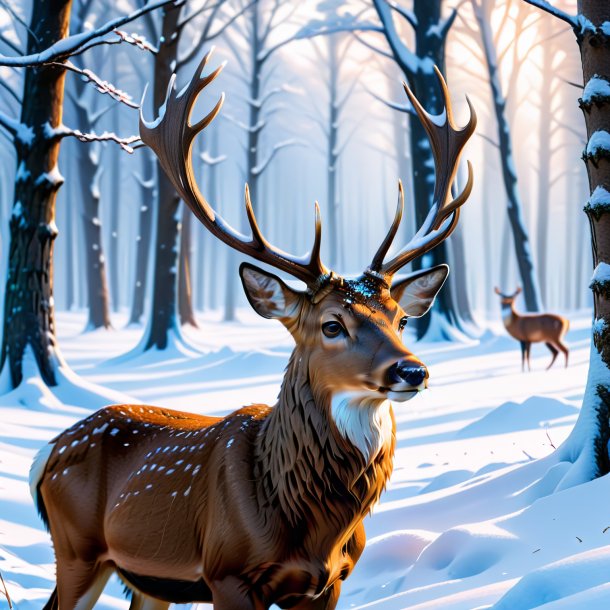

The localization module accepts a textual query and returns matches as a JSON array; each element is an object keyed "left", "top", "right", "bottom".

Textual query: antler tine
[
  {"left": 374, "top": 68, "right": 476, "bottom": 278},
  {"left": 369, "top": 180, "right": 404, "bottom": 273},
  {"left": 140, "top": 52, "right": 328, "bottom": 288}
]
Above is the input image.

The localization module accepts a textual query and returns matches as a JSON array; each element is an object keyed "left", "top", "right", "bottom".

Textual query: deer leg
[
  {"left": 129, "top": 592, "right": 170, "bottom": 610},
  {"left": 520, "top": 341, "right": 527, "bottom": 372},
  {"left": 42, "top": 587, "right": 58, "bottom": 610},
  {"left": 556, "top": 340, "right": 569, "bottom": 368},
  {"left": 545, "top": 342, "right": 559, "bottom": 370},
  {"left": 55, "top": 560, "right": 112, "bottom": 610},
  {"left": 525, "top": 343, "right": 532, "bottom": 371},
  {"left": 211, "top": 576, "right": 263, "bottom": 610}
]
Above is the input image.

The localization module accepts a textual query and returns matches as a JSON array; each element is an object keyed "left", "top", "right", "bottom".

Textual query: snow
[
  {"left": 590, "top": 262, "right": 610, "bottom": 285},
  {"left": 581, "top": 75, "right": 610, "bottom": 105},
  {"left": 585, "top": 130, "right": 610, "bottom": 159},
  {"left": 0, "top": 310, "right": 602, "bottom": 609},
  {"left": 585, "top": 185, "right": 610, "bottom": 217}
]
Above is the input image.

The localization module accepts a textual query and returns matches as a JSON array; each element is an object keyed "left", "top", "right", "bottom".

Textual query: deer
[
  {"left": 30, "top": 51, "right": 476, "bottom": 610},
  {"left": 494, "top": 287, "right": 569, "bottom": 371}
]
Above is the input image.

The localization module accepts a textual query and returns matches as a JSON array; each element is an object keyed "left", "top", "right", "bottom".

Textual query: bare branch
[
  {"left": 522, "top": 0, "right": 578, "bottom": 29},
  {"left": 387, "top": 1, "right": 417, "bottom": 29},
  {"left": 0, "top": 32, "right": 22, "bottom": 55},
  {"left": 364, "top": 83, "right": 414, "bottom": 115},
  {"left": 0, "top": 78, "right": 21, "bottom": 104},
  {"left": 0, "top": 0, "right": 38, "bottom": 45},
  {"left": 0, "top": 0, "right": 176, "bottom": 67},
  {"left": 477, "top": 132, "right": 499, "bottom": 148},
  {"left": 351, "top": 30, "right": 393, "bottom": 60},
  {"left": 0, "top": 110, "right": 18, "bottom": 137},
  {"left": 252, "top": 139, "right": 304, "bottom": 176}
]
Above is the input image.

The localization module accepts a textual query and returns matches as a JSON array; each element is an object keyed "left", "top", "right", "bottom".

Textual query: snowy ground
[{"left": 1, "top": 309, "right": 606, "bottom": 610}]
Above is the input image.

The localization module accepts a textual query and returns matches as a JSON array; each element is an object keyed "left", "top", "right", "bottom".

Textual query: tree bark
[
  {"left": 142, "top": 4, "right": 183, "bottom": 350},
  {"left": 0, "top": 0, "right": 72, "bottom": 388},
  {"left": 129, "top": 150, "right": 155, "bottom": 325},
  {"left": 576, "top": 0, "right": 610, "bottom": 478},
  {"left": 179, "top": 204, "right": 198, "bottom": 326},
  {"left": 373, "top": 0, "right": 473, "bottom": 339},
  {"left": 474, "top": 1, "right": 542, "bottom": 312}
]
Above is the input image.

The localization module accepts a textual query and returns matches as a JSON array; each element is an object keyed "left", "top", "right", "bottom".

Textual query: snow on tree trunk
[
  {"left": 526, "top": 0, "right": 610, "bottom": 485},
  {"left": 473, "top": 1, "right": 542, "bottom": 313},
  {"left": 559, "top": 0, "right": 610, "bottom": 483},
  {"left": 0, "top": 0, "right": 72, "bottom": 388}
]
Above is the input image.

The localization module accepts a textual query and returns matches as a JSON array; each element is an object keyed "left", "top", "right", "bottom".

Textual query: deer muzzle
[{"left": 384, "top": 358, "right": 429, "bottom": 401}]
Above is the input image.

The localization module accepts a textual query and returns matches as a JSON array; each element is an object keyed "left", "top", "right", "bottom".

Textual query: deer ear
[
  {"left": 391, "top": 264, "right": 449, "bottom": 318},
  {"left": 239, "top": 263, "right": 302, "bottom": 320}
]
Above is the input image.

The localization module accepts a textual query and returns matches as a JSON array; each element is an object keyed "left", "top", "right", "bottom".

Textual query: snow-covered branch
[
  {"left": 0, "top": 0, "right": 176, "bottom": 67},
  {"left": 200, "top": 150, "right": 227, "bottom": 166},
  {"left": 252, "top": 139, "right": 304, "bottom": 176},
  {"left": 522, "top": 0, "right": 578, "bottom": 29},
  {"left": 387, "top": 1, "right": 417, "bottom": 29},
  {"left": 55, "top": 61, "right": 139, "bottom": 108},
  {"left": 54, "top": 126, "right": 142, "bottom": 153},
  {"left": 364, "top": 83, "right": 414, "bottom": 115}
]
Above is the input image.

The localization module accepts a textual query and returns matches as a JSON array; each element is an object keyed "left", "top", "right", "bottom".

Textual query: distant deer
[
  {"left": 30, "top": 52, "right": 475, "bottom": 610},
  {"left": 495, "top": 287, "right": 569, "bottom": 371}
]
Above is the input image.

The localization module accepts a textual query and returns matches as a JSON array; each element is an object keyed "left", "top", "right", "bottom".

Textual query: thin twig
[{"left": 0, "top": 570, "right": 12, "bottom": 609}]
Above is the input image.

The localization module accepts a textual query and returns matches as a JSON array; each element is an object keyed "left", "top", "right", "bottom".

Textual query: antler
[
  {"left": 368, "top": 67, "right": 477, "bottom": 279},
  {"left": 140, "top": 49, "right": 328, "bottom": 288}
]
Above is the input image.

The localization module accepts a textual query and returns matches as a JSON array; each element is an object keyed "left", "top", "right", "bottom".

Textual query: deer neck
[
  {"left": 501, "top": 301, "right": 518, "bottom": 329},
  {"left": 255, "top": 350, "right": 394, "bottom": 529}
]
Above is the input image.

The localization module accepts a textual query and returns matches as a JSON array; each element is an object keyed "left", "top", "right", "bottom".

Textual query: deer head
[
  {"left": 140, "top": 49, "right": 476, "bottom": 418},
  {"left": 495, "top": 286, "right": 522, "bottom": 306}
]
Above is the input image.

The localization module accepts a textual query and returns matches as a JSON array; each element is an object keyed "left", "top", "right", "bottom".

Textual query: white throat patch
[{"left": 330, "top": 393, "right": 393, "bottom": 462}]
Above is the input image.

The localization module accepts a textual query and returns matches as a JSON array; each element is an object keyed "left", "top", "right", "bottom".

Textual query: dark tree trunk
[
  {"left": 536, "top": 15, "right": 554, "bottom": 306},
  {"left": 475, "top": 1, "right": 542, "bottom": 312},
  {"left": 373, "top": 0, "right": 473, "bottom": 339},
  {"left": 142, "top": 4, "right": 183, "bottom": 350},
  {"left": 76, "top": 145, "right": 112, "bottom": 329},
  {"left": 69, "top": 21, "right": 112, "bottom": 329},
  {"left": 179, "top": 204, "right": 198, "bottom": 326},
  {"left": 326, "top": 34, "right": 340, "bottom": 269},
  {"left": 108, "top": 60, "right": 121, "bottom": 313},
  {"left": 246, "top": 4, "right": 264, "bottom": 212},
  {"left": 0, "top": 0, "right": 72, "bottom": 388},
  {"left": 129, "top": 150, "right": 155, "bottom": 325},
  {"left": 576, "top": 0, "right": 610, "bottom": 477},
  {"left": 526, "top": 0, "right": 610, "bottom": 484}
]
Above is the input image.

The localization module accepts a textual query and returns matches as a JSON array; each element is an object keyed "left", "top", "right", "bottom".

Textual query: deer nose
[{"left": 387, "top": 360, "right": 428, "bottom": 387}]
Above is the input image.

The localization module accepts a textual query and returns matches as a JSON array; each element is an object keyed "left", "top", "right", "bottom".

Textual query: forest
[{"left": 0, "top": 0, "right": 609, "bottom": 609}]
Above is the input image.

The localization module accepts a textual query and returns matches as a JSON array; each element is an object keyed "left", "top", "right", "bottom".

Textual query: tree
[
  {"left": 0, "top": 0, "right": 172, "bottom": 390},
  {"left": 361, "top": 0, "right": 474, "bottom": 339},
  {"left": 469, "top": 0, "right": 543, "bottom": 312},
  {"left": 524, "top": 0, "right": 610, "bottom": 484},
  {"left": 137, "top": 0, "right": 247, "bottom": 350}
]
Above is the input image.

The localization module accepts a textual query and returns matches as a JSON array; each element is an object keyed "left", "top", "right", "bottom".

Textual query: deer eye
[
  {"left": 322, "top": 321, "right": 345, "bottom": 338},
  {"left": 398, "top": 316, "right": 408, "bottom": 331}
]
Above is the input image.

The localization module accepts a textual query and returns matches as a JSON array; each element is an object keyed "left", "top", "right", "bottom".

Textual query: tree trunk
[
  {"left": 373, "top": 0, "right": 473, "bottom": 339},
  {"left": 536, "top": 15, "right": 554, "bottom": 306},
  {"left": 475, "top": 2, "right": 542, "bottom": 312},
  {"left": 129, "top": 150, "right": 155, "bottom": 325},
  {"left": 76, "top": 145, "right": 112, "bottom": 329},
  {"left": 0, "top": 0, "right": 72, "bottom": 388},
  {"left": 142, "top": 4, "right": 183, "bottom": 350},
  {"left": 179, "top": 204, "right": 198, "bottom": 327},
  {"left": 326, "top": 34, "right": 340, "bottom": 269},
  {"left": 108, "top": 60, "right": 121, "bottom": 313},
  {"left": 566, "top": 0, "right": 610, "bottom": 480}
]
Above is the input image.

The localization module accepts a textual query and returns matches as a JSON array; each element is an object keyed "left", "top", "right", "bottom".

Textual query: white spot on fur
[
  {"left": 331, "top": 393, "right": 393, "bottom": 462},
  {"left": 29, "top": 443, "right": 54, "bottom": 504}
]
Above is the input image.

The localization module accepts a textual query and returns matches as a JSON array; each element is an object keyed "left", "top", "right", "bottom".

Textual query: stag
[
  {"left": 31, "top": 51, "right": 476, "bottom": 610},
  {"left": 495, "top": 287, "right": 569, "bottom": 371}
]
